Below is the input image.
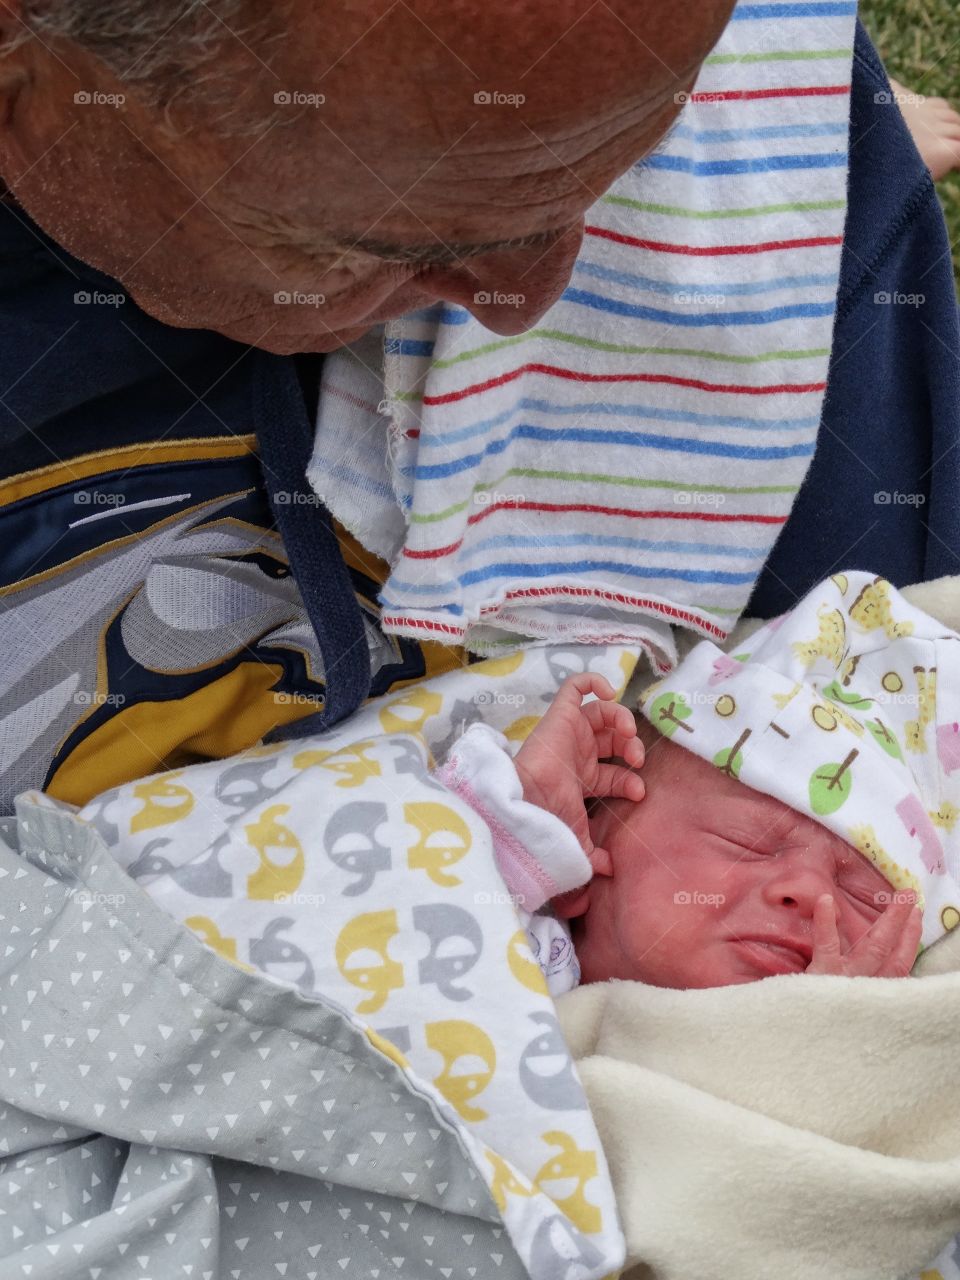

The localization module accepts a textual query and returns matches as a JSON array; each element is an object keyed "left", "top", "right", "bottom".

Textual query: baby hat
[{"left": 639, "top": 571, "right": 960, "bottom": 948}]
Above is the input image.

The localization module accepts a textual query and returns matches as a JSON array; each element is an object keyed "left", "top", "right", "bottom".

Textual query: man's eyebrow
[{"left": 340, "top": 226, "right": 568, "bottom": 267}]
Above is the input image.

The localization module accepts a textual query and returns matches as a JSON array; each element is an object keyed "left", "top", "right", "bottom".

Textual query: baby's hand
[
  {"left": 806, "top": 893, "right": 923, "bottom": 978},
  {"left": 514, "top": 672, "right": 645, "bottom": 871}
]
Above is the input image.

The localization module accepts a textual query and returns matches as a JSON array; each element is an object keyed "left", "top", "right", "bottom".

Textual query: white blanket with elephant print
[{"left": 20, "top": 643, "right": 638, "bottom": 1280}]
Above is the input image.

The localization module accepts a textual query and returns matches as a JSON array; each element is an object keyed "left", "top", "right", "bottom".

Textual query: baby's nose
[{"left": 764, "top": 854, "right": 835, "bottom": 915}]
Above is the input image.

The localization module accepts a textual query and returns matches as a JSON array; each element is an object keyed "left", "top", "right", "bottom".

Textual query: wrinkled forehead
[
  {"left": 646, "top": 729, "right": 894, "bottom": 885},
  {"left": 225, "top": 0, "right": 734, "bottom": 215}
]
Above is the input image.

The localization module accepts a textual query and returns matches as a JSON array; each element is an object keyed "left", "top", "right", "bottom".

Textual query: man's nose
[{"left": 429, "top": 221, "right": 585, "bottom": 334}]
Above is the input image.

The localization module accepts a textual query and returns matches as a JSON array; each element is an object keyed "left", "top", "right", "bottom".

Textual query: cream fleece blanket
[{"left": 557, "top": 575, "right": 960, "bottom": 1280}]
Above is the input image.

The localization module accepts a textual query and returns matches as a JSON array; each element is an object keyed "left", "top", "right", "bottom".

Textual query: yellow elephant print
[
  {"left": 535, "top": 1131, "right": 602, "bottom": 1235},
  {"left": 245, "top": 804, "right": 305, "bottom": 900},
  {"left": 185, "top": 916, "right": 253, "bottom": 972},
  {"left": 378, "top": 687, "right": 443, "bottom": 736},
  {"left": 130, "top": 773, "right": 195, "bottom": 833},
  {"left": 405, "top": 802, "right": 472, "bottom": 887},
  {"left": 507, "top": 929, "right": 549, "bottom": 995},
  {"left": 426, "top": 1019, "right": 496, "bottom": 1121},
  {"left": 335, "top": 910, "right": 405, "bottom": 1014},
  {"left": 292, "top": 740, "right": 382, "bottom": 788},
  {"left": 486, "top": 1149, "right": 536, "bottom": 1213}
]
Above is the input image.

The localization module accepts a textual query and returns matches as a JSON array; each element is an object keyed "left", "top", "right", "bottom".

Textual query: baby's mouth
[{"left": 734, "top": 938, "right": 810, "bottom": 975}]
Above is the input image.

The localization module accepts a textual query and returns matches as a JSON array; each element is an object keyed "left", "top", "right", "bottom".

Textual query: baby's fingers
[
  {"left": 845, "top": 897, "right": 919, "bottom": 976},
  {"left": 806, "top": 894, "right": 843, "bottom": 974},
  {"left": 590, "top": 762, "right": 646, "bottom": 803},
  {"left": 874, "top": 904, "right": 924, "bottom": 978},
  {"left": 557, "top": 673, "right": 617, "bottom": 705},
  {"left": 582, "top": 699, "right": 645, "bottom": 767}
]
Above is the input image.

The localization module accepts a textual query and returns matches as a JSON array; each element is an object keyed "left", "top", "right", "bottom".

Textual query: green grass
[{"left": 859, "top": 0, "right": 960, "bottom": 288}]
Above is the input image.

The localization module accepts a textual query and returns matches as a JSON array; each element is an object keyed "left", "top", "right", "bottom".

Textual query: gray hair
[{"left": 14, "top": 1, "right": 287, "bottom": 127}]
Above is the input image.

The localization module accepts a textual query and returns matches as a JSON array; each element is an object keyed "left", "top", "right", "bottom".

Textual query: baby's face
[{"left": 572, "top": 736, "right": 898, "bottom": 989}]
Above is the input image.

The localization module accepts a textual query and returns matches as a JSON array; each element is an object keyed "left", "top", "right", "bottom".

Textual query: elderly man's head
[{"left": 0, "top": 0, "right": 734, "bottom": 352}]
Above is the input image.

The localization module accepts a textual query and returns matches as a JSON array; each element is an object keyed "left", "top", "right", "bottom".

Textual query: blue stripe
[
  {"left": 458, "top": 532, "right": 770, "bottom": 561},
  {"left": 437, "top": 306, "right": 471, "bottom": 326},
  {"left": 643, "top": 151, "right": 846, "bottom": 177},
  {"left": 563, "top": 287, "right": 835, "bottom": 327},
  {"left": 575, "top": 258, "right": 837, "bottom": 298},
  {"left": 389, "top": 560, "right": 762, "bottom": 593},
  {"left": 731, "top": 3, "right": 857, "bottom": 18},
  {"left": 419, "top": 399, "right": 820, "bottom": 448},
  {"left": 409, "top": 424, "right": 815, "bottom": 480},
  {"left": 314, "top": 463, "right": 395, "bottom": 503},
  {"left": 383, "top": 597, "right": 466, "bottom": 616},
  {"left": 385, "top": 338, "right": 435, "bottom": 358},
  {"left": 665, "top": 121, "right": 848, "bottom": 145}
]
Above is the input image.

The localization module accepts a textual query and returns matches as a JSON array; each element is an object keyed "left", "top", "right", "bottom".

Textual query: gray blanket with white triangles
[{"left": 0, "top": 803, "right": 525, "bottom": 1279}]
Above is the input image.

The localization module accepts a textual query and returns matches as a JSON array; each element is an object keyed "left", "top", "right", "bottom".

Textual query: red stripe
[
  {"left": 489, "top": 586, "right": 730, "bottom": 640},
  {"left": 403, "top": 501, "right": 787, "bottom": 559},
  {"left": 422, "top": 363, "right": 824, "bottom": 407},
  {"left": 384, "top": 591, "right": 730, "bottom": 642},
  {"left": 585, "top": 225, "right": 843, "bottom": 258},
  {"left": 690, "top": 85, "right": 849, "bottom": 102},
  {"left": 382, "top": 614, "right": 465, "bottom": 639}
]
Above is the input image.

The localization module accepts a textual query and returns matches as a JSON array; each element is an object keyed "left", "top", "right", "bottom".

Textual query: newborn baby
[
  {"left": 505, "top": 673, "right": 922, "bottom": 990},
  {"left": 446, "top": 571, "right": 960, "bottom": 996}
]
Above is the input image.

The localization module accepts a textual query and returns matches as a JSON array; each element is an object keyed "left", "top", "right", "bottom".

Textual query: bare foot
[{"left": 889, "top": 79, "right": 960, "bottom": 182}]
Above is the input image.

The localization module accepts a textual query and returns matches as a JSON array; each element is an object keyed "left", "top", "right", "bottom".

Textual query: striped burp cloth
[{"left": 309, "top": 0, "right": 857, "bottom": 668}]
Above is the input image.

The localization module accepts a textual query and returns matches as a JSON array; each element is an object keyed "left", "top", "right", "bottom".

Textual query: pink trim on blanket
[{"left": 436, "top": 763, "right": 559, "bottom": 912}]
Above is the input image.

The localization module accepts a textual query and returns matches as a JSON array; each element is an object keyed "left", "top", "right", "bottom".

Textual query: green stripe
[
  {"left": 600, "top": 194, "right": 845, "bottom": 220},
  {"left": 410, "top": 468, "right": 799, "bottom": 524},
  {"left": 690, "top": 605, "right": 745, "bottom": 615},
  {"left": 395, "top": 329, "right": 829, "bottom": 387},
  {"left": 704, "top": 47, "right": 850, "bottom": 64}
]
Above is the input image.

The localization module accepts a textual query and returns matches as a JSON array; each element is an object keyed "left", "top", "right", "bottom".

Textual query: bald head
[{"left": 0, "top": 0, "right": 735, "bottom": 352}]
